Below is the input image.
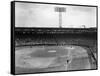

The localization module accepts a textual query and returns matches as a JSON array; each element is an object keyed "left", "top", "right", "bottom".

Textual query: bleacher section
[{"left": 15, "top": 28, "right": 97, "bottom": 48}]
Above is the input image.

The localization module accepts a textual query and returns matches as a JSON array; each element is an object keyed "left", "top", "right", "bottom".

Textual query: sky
[{"left": 15, "top": 2, "right": 97, "bottom": 28}]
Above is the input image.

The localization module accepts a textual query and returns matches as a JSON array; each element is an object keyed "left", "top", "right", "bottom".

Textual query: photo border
[{"left": 11, "top": 1, "right": 98, "bottom": 75}]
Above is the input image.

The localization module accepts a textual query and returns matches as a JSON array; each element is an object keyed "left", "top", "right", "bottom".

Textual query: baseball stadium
[{"left": 15, "top": 27, "right": 97, "bottom": 74}]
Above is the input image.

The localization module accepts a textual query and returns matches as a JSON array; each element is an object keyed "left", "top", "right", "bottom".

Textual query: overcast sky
[{"left": 15, "top": 2, "right": 96, "bottom": 28}]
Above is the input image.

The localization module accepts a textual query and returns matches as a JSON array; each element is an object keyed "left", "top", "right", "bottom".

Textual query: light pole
[{"left": 55, "top": 7, "right": 66, "bottom": 28}]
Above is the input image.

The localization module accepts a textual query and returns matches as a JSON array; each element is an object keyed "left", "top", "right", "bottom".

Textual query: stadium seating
[{"left": 15, "top": 34, "right": 96, "bottom": 47}]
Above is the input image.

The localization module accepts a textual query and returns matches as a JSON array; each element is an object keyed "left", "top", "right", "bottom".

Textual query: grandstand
[{"left": 15, "top": 27, "right": 97, "bottom": 47}]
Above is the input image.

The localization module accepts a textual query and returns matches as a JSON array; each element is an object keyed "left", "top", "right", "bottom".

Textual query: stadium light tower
[{"left": 55, "top": 7, "right": 66, "bottom": 28}]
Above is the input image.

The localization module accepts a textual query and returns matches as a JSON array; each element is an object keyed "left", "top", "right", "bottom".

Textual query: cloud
[{"left": 15, "top": 2, "right": 96, "bottom": 28}]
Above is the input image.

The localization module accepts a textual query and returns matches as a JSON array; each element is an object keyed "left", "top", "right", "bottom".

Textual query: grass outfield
[{"left": 15, "top": 45, "right": 91, "bottom": 74}]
